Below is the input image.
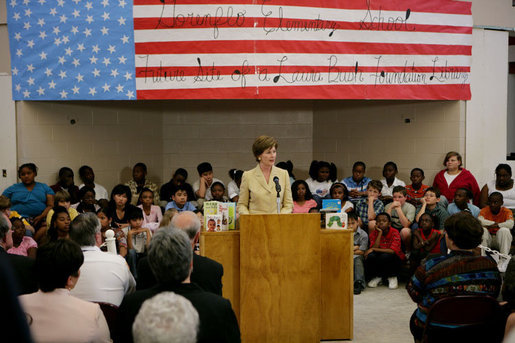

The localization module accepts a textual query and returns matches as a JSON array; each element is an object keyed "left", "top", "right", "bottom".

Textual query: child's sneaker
[
  {"left": 388, "top": 276, "right": 398, "bottom": 289},
  {"left": 367, "top": 277, "right": 382, "bottom": 288}
]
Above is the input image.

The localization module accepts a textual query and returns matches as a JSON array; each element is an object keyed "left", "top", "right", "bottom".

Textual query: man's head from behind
[
  {"left": 170, "top": 211, "right": 201, "bottom": 244},
  {"left": 69, "top": 212, "right": 101, "bottom": 247},
  {"left": 444, "top": 212, "right": 483, "bottom": 250},
  {"left": 148, "top": 228, "right": 192, "bottom": 285},
  {"left": 0, "top": 216, "right": 12, "bottom": 250}
]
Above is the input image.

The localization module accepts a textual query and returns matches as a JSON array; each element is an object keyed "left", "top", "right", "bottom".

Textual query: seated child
[
  {"left": 380, "top": 161, "right": 406, "bottom": 204},
  {"left": 447, "top": 188, "right": 480, "bottom": 217},
  {"left": 7, "top": 217, "right": 37, "bottom": 258},
  {"left": 405, "top": 168, "right": 430, "bottom": 206},
  {"left": 355, "top": 180, "right": 385, "bottom": 230},
  {"left": 126, "top": 207, "right": 152, "bottom": 278},
  {"left": 137, "top": 188, "right": 163, "bottom": 233},
  {"left": 292, "top": 180, "right": 318, "bottom": 213},
  {"left": 46, "top": 206, "right": 71, "bottom": 242},
  {"left": 409, "top": 213, "right": 441, "bottom": 274},
  {"left": 46, "top": 190, "right": 79, "bottom": 228},
  {"left": 0, "top": 195, "right": 34, "bottom": 235},
  {"left": 165, "top": 184, "right": 197, "bottom": 212},
  {"left": 330, "top": 183, "right": 354, "bottom": 213},
  {"left": 126, "top": 162, "right": 159, "bottom": 206},
  {"left": 228, "top": 169, "right": 243, "bottom": 203},
  {"left": 415, "top": 187, "right": 449, "bottom": 232},
  {"left": 342, "top": 161, "right": 371, "bottom": 203},
  {"left": 365, "top": 212, "right": 405, "bottom": 289},
  {"left": 305, "top": 160, "right": 337, "bottom": 201},
  {"left": 97, "top": 208, "right": 127, "bottom": 257},
  {"left": 72, "top": 186, "right": 100, "bottom": 213},
  {"left": 349, "top": 211, "right": 368, "bottom": 295},
  {"left": 210, "top": 182, "right": 229, "bottom": 202},
  {"left": 193, "top": 162, "right": 222, "bottom": 201},
  {"left": 479, "top": 192, "right": 514, "bottom": 255},
  {"left": 386, "top": 186, "right": 416, "bottom": 251}
]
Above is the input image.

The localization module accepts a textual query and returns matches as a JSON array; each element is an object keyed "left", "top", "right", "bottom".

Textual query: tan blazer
[{"left": 237, "top": 165, "right": 293, "bottom": 214}]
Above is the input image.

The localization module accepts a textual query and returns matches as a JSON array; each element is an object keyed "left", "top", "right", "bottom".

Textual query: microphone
[{"left": 273, "top": 176, "right": 281, "bottom": 193}]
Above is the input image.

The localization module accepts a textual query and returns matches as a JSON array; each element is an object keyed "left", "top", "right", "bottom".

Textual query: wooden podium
[{"left": 199, "top": 213, "right": 353, "bottom": 342}]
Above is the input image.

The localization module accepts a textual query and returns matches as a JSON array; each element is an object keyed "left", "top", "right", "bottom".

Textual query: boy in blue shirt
[
  {"left": 342, "top": 161, "right": 371, "bottom": 203},
  {"left": 447, "top": 188, "right": 480, "bottom": 217},
  {"left": 165, "top": 185, "right": 197, "bottom": 212}
]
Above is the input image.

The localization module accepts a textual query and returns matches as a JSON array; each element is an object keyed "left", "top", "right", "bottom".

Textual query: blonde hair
[
  {"left": 160, "top": 209, "right": 179, "bottom": 228},
  {"left": 252, "top": 135, "right": 278, "bottom": 162},
  {"left": 55, "top": 190, "right": 71, "bottom": 204}
]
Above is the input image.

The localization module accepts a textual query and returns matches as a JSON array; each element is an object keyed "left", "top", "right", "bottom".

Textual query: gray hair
[
  {"left": 170, "top": 211, "right": 200, "bottom": 241},
  {"left": 69, "top": 213, "right": 100, "bottom": 247},
  {"left": 133, "top": 292, "right": 198, "bottom": 343},
  {"left": 0, "top": 216, "right": 9, "bottom": 240},
  {"left": 148, "top": 228, "right": 192, "bottom": 284}
]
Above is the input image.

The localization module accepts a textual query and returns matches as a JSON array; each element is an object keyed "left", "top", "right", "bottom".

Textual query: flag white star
[
  {"left": 24, "top": 8, "right": 32, "bottom": 16},
  {"left": 76, "top": 73, "right": 84, "bottom": 82},
  {"left": 72, "top": 58, "right": 80, "bottom": 67},
  {"left": 58, "top": 56, "right": 66, "bottom": 65},
  {"left": 16, "top": 49, "right": 23, "bottom": 57},
  {"left": 107, "top": 45, "right": 116, "bottom": 54},
  {"left": 85, "top": 15, "right": 93, "bottom": 24},
  {"left": 49, "top": 8, "right": 57, "bottom": 15},
  {"left": 45, "top": 68, "right": 52, "bottom": 76},
  {"left": 62, "top": 36, "right": 70, "bottom": 44},
  {"left": 27, "top": 77, "right": 35, "bottom": 85},
  {"left": 38, "top": 0, "right": 46, "bottom": 4},
  {"left": 102, "top": 57, "right": 111, "bottom": 66},
  {"left": 72, "top": 0, "right": 79, "bottom": 4},
  {"left": 26, "top": 64, "right": 35, "bottom": 72},
  {"left": 126, "top": 90, "right": 135, "bottom": 99},
  {"left": 60, "top": 90, "right": 68, "bottom": 98},
  {"left": 118, "top": 0, "right": 126, "bottom": 7},
  {"left": 71, "top": 26, "right": 79, "bottom": 34},
  {"left": 91, "top": 45, "right": 100, "bottom": 53},
  {"left": 85, "top": 1, "right": 92, "bottom": 10},
  {"left": 59, "top": 14, "right": 68, "bottom": 23},
  {"left": 65, "top": 47, "right": 73, "bottom": 56},
  {"left": 102, "top": 12, "right": 110, "bottom": 20},
  {"left": 92, "top": 68, "right": 100, "bottom": 77},
  {"left": 118, "top": 56, "right": 127, "bottom": 64},
  {"left": 23, "top": 22, "right": 31, "bottom": 29},
  {"left": 13, "top": 12, "right": 21, "bottom": 20},
  {"left": 124, "top": 72, "right": 132, "bottom": 80},
  {"left": 57, "top": 0, "right": 64, "bottom": 6},
  {"left": 110, "top": 69, "right": 119, "bottom": 77},
  {"left": 23, "top": 90, "right": 31, "bottom": 98},
  {"left": 121, "top": 35, "right": 129, "bottom": 44},
  {"left": 15, "top": 84, "right": 21, "bottom": 92},
  {"left": 37, "top": 18, "right": 45, "bottom": 26},
  {"left": 37, "top": 87, "right": 45, "bottom": 95},
  {"left": 77, "top": 43, "right": 85, "bottom": 52},
  {"left": 118, "top": 16, "right": 126, "bottom": 25},
  {"left": 39, "top": 51, "right": 47, "bottom": 59},
  {"left": 83, "top": 28, "right": 91, "bottom": 37},
  {"left": 39, "top": 31, "right": 47, "bottom": 39},
  {"left": 88, "top": 87, "right": 97, "bottom": 96},
  {"left": 102, "top": 83, "right": 110, "bottom": 92},
  {"left": 53, "top": 26, "right": 60, "bottom": 35},
  {"left": 101, "top": 27, "right": 109, "bottom": 35},
  {"left": 72, "top": 9, "right": 80, "bottom": 17},
  {"left": 116, "top": 84, "right": 124, "bottom": 92},
  {"left": 14, "top": 32, "right": 22, "bottom": 41},
  {"left": 54, "top": 37, "right": 62, "bottom": 46},
  {"left": 101, "top": 0, "right": 108, "bottom": 7},
  {"left": 89, "top": 56, "right": 98, "bottom": 64},
  {"left": 10, "top": 0, "right": 17, "bottom": 7},
  {"left": 72, "top": 85, "right": 80, "bottom": 94},
  {"left": 26, "top": 40, "right": 35, "bottom": 48},
  {"left": 59, "top": 70, "right": 67, "bottom": 78},
  {"left": 48, "top": 80, "right": 56, "bottom": 88},
  {"left": 12, "top": 67, "right": 19, "bottom": 75}
]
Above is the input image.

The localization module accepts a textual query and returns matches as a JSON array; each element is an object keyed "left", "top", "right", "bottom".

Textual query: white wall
[
  {"left": 0, "top": 74, "right": 17, "bottom": 190},
  {"left": 466, "top": 29, "right": 510, "bottom": 186}
]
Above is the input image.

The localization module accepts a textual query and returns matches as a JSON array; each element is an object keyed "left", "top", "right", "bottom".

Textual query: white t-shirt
[
  {"left": 443, "top": 171, "right": 460, "bottom": 187},
  {"left": 305, "top": 178, "right": 333, "bottom": 198},
  {"left": 192, "top": 178, "right": 223, "bottom": 201},
  {"left": 228, "top": 180, "right": 240, "bottom": 200},
  {"left": 78, "top": 183, "right": 109, "bottom": 201},
  {"left": 380, "top": 177, "right": 406, "bottom": 197},
  {"left": 487, "top": 179, "right": 515, "bottom": 210},
  {"left": 342, "top": 200, "right": 354, "bottom": 212}
]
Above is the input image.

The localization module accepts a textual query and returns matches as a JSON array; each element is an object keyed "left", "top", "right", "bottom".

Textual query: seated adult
[
  {"left": 160, "top": 168, "right": 196, "bottom": 204},
  {"left": 2, "top": 163, "right": 54, "bottom": 241},
  {"left": 0, "top": 216, "right": 37, "bottom": 295},
  {"left": 18, "top": 239, "right": 110, "bottom": 343},
  {"left": 407, "top": 212, "right": 502, "bottom": 342},
  {"left": 69, "top": 213, "right": 135, "bottom": 306},
  {"left": 137, "top": 211, "right": 223, "bottom": 294},
  {"left": 133, "top": 292, "right": 199, "bottom": 343},
  {"left": 78, "top": 165, "right": 109, "bottom": 201},
  {"left": 50, "top": 167, "right": 80, "bottom": 205},
  {"left": 116, "top": 228, "right": 240, "bottom": 343},
  {"left": 480, "top": 164, "right": 515, "bottom": 210},
  {"left": 126, "top": 162, "right": 159, "bottom": 206}
]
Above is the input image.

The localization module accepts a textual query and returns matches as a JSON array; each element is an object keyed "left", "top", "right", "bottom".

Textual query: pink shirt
[
  {"left": 8, "top": 236, "right": 37, "bottom": 256},
  {"left": 138, "top": 205, "right": 163, "bottom": 233},
  {"left": 293, "top": 199, "right": 318, "bottom": 213}
]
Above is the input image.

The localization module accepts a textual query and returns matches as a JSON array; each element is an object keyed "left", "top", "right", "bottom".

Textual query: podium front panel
[{"left": 240, "top": 214, "right": 321, "bottom": 343}]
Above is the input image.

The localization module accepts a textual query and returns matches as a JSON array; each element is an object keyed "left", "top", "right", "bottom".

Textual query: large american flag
[{"left": 7, "top": 0, "right": 472, "bottom": 100}]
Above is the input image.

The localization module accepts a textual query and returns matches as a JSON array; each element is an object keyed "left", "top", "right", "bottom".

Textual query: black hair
[
  {"left": 392, "top": 186, "right": 407, "bottom": 196},
  {"left": 444, "top": 212, "right": 483, "bottom": 249},
  {"left": 291, "top": 180, "right": 313, "bottom": 201},
  {"left": 376, "top": 212, "right": 391, "bottom": 222},
  {"left": 211, "top": 181, "right": 225, "bottom": 191},
  {"left": 10, "top": 217, "right": 23, "bottom": 226},
  {"left": 495, "top": 164, "right": 512, "bottom": 177},
  {"left": 383, "top": 161, "right": 398, "bottom": 173},
  {"left": 276, "top": 160, "right": 295, "bottom": 178},
  {"left": 197, "top": 162, "right": 212, "bottom": 176},
  {"left": 410, "top": 168, "right": 425, "bottom": 177},
  {"left": 48, "top": 206, "right": 70, "bottom": 242},
  {"left": 109, "top": 184, "right": 132, "bottom": 210},
  {"left": 352, "top": 161, "right": 366, "bottom": 170},
  {"left": 347, "top": 210, "right": 359, "bottom": 221},
  {"left": 78, "top": 165, "right": 93, "bottom": 178},
  {"left": 96, "top": 207, "right": 112, "bottom": 219},
  {"left": 308, "top": 160, "right": 337, "bottom": 182},
  {"left": 18, "top": 163, "right": 37, "bottom": 176},
  {"left": 37, "top": 239, "right": 83, "bottom": 292},
  {"left": 424, "top": 187, "right": 441, "bottom": 198},
  {"left": 58, "top": 167, "right": 74, "bottom": 177},
  {"left": 133, "top": 162, "right": 147, "bottom": 173},
  {"left": 79, "top": 186, "right": 96, "bottom": 199},
  {"left": 489, "top": 191, "right": 504, "bottom": 201},
  {"left": 455, "top": 187, "right": 472, "bottom": 200},
  {"left": 330, "top": 182, "right": 349, "bottom": 201},
  {"left": 128, "top": 207, "right": 144, "bottom": 221},
  {"left": 172, "top": 183, "right": 190, "bottom": 195},
  {"left": 228, "top": 169, "right": 244, "bottom": 181},
  {"left": 173, "top": 168, "right": 188, "bottom": 180}
]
